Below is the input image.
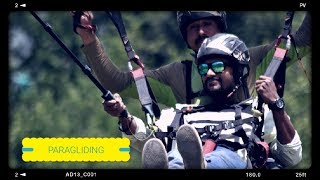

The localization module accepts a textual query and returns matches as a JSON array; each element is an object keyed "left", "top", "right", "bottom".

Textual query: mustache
[
  {"left": 205, "top": 77, "right": 221, "bottom": 85},
  {"left": 195, "top": 36, "right": 208, "bottom": 46}
]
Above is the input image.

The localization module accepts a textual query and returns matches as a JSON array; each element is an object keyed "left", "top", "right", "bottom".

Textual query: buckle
[
  {"left": 205, "top": 125, "right": 216, "bottom": 132},
  {"left": 168, "top": 131, "right": 176, "bottom": 140},
  {"left": 222, "top": 121, "right": 234, "bottom": 130}
]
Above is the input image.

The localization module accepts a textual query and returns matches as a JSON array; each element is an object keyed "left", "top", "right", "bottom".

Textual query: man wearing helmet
[
  {"left": 102, "top": 33, "right": 302, "bottom": 169},
  {"left": 72, "top": 11, "right": 310, "bottom": 106},
  {"left": 177, "top": 11, "right": 227, "bottom": 50}
]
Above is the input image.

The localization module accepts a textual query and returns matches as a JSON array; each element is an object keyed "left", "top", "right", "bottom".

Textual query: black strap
[
  {"left": 256, "top": 13, "right": 294, "bottom": 138},
  {"left": 155, "top": 110, "right": 184, "bottom": 152},
  {"left": 216, "top": 140, "right": 245, "bottom": 151},
  {"left": 181, "top": 60, "right": 193, "bottom": 104},
  {"left": 195, "top": 117, "right": 259, "bottom": 134},
  {"left": 256, "top": 12, "right": 295, "bottom": 138},
  {"left": 275, "top": 11, "right": 294, "bottom": 97},
  {"left": 282, "top": 11, "right": 294, "bottom": 38},
  {"left": 106, "top": 11, "right": 161, "bottom": 128}
]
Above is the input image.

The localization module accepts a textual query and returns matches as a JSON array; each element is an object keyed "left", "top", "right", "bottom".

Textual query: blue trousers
[{"left": 168, "top": 146, "right": 247, "bottom": 169}]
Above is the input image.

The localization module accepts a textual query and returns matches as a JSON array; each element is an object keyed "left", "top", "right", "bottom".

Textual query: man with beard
[{"left": 103, "top": 33, "right": 302, "bottom": 169}]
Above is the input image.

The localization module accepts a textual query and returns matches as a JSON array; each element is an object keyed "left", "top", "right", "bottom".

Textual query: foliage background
[{"left": 9, "top": 11, "right": 311, "bottom": 169}]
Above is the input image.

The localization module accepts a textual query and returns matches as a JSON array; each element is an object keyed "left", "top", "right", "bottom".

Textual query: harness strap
[
  {"left": 106, "top": 11, "right": 161, "bottom": 130},
  {"left": 256, "top": 12, "right": 295, "bottom": 139},
  {"left": 155, "top": 100, "right": 267, "bottom": 163},
  {"left": 235, "top": 104, "right": 242, "bottom": 120},
  {"left": 248, "top": 116, "right": 270, "bottom": 168},
  {"left": 155, "top": 109, "right": 185, "bottom": 152},
  {"left": 198, "top": 103, "right": 270, "bottom": 168},
  {"left": 256, "top": 37, "right": 290, "bottom": 139},
  {"left": 194, "top": 117, "right": 259, "bottom": 133},
  {"left": 181, "top": 60, "right": 193, "bottom": 104},
  {"left": 215, "top": 140, "right": 246, "bottom": 151},
  {"left": 203, "top": 105, "right": 251, "bottom": 153},
  {"left": 247, "top": 139, "right": 270, "bottom": 168},
  {"left": 131, "top": 68, "right": 161, "bottom": 128}
]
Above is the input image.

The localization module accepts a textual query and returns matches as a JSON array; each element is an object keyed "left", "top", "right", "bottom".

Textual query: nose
[
  {"left": 198, "top": 26, "right": 206, "bottom": 36},
  {"left": 206, "top": 68, "right": 216, "bottom": 77}
]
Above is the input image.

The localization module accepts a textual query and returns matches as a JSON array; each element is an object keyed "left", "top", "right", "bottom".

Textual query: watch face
[
  {"left": 276, "top": 98, "right": 284, "bottom": 108},
  {"left": 268, "top": 98, "right": 285, "bottom": 111}
]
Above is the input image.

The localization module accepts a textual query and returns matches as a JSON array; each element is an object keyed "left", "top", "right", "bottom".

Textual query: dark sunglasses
[{"left": 197, "top": 61, "right": 227, "bottom": 76}]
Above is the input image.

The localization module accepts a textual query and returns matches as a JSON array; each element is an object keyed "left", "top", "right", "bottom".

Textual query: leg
[
  {"left": 167, "top": 148, "right": 185, "bottom": 169},
  {"left": 204, "top": 146, "right": 247, "bottom": 169}
]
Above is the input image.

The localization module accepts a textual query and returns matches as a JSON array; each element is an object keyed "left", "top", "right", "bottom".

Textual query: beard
[{"left": 203, "top": 77, "right": 234, "bottom": 100}]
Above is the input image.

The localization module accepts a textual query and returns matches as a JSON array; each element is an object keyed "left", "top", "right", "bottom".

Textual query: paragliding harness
[{"left": 155, "top": 98, "right": 271, "bottom": 169}]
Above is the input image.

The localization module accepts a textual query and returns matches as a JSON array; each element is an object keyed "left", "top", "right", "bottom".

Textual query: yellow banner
[{"left": 22, "top": 137, "right": 130, "bottom": 162}]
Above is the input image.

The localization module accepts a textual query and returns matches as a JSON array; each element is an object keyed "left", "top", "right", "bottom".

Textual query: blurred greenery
[{"left": 9, "top": 11, "right": 311, "bottom": 169}]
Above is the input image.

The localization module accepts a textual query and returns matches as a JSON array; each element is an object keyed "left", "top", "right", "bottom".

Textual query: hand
[
  {"left": 70, "top": 11, "right": 94, "bottom": 35},
  {"left": 255, "top": 75, "right": 279, "bottom": 104},
  {"left": 102, "top": 93, "right": 126, "bottom": 117}
]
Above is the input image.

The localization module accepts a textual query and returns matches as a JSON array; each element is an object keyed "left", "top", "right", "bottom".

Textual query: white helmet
[{"left": 197, "top": 33, "right": 250, "bottom": 83}]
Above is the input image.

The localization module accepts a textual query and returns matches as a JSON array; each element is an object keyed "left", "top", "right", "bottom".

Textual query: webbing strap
[
  {"left": 194, "top": 117, "right": 258, "bottom": 134},
  {"left": 264, "top": 47, "right": 288, "bottom": 78},
  {"left": 256, "top": 11, "right": 294, "bottom": 116},
  {"left": 182, "top": 60, "right": 193, "bottom": 104},
  {"left": 106, "top": 11, "right": 161, "bottom": 128},
  {"left": 154, "top": 110, "right": 184, "bottom": 152},
  {"left": 256, "top": 39, "right": 289, "bottom": 139},
  {"left": 131, "top": 68, "right": 161, "bottom": 120}
]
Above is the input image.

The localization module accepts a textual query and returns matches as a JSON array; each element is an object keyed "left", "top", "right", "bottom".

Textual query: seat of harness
[
  {"left": 155, "top": 99, "right": 261, "bottom": 145},
  {"left": 154, "top": 98, "right": 269, "bottom": 168}
]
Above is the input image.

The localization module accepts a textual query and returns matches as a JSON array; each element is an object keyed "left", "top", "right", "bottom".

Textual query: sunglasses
[{"left": 197, "top": 61, "right": 227, "bottom": 76}]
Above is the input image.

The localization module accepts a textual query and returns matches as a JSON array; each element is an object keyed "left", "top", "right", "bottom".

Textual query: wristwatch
[{"left": 268, "top": 97, "right": 285, "bottom": 111}]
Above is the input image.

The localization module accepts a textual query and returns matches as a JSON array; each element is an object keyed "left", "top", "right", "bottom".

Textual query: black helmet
[
  {"left": 177, "top": 11, "right": 227, "bottom": 45},
  {"left": 197, "top": 33, "right": 250, "bottom": 81}
]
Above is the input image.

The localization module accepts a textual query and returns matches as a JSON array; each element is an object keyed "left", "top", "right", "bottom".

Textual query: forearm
[
  {"left": 272, "top": 110, "right": 295, "bottom": 144},
  {"left": 263, "top": 109, "right": 302, "bottom": 168},
  {"left": 81, "top": 36, "right": 134, "bottom": 92},
  {"left": 78, "top": 28, "right": 96, "bottom": 45}
]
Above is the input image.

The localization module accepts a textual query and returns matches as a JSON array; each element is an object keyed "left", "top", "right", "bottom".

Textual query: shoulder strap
[{"left": 181, "top": 60, "right": 193, "bottom": 104}]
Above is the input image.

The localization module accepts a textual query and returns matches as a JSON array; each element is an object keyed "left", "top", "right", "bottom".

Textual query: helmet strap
[{"left": 226, "top": 75, "right": 249, "bottom": 100}]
